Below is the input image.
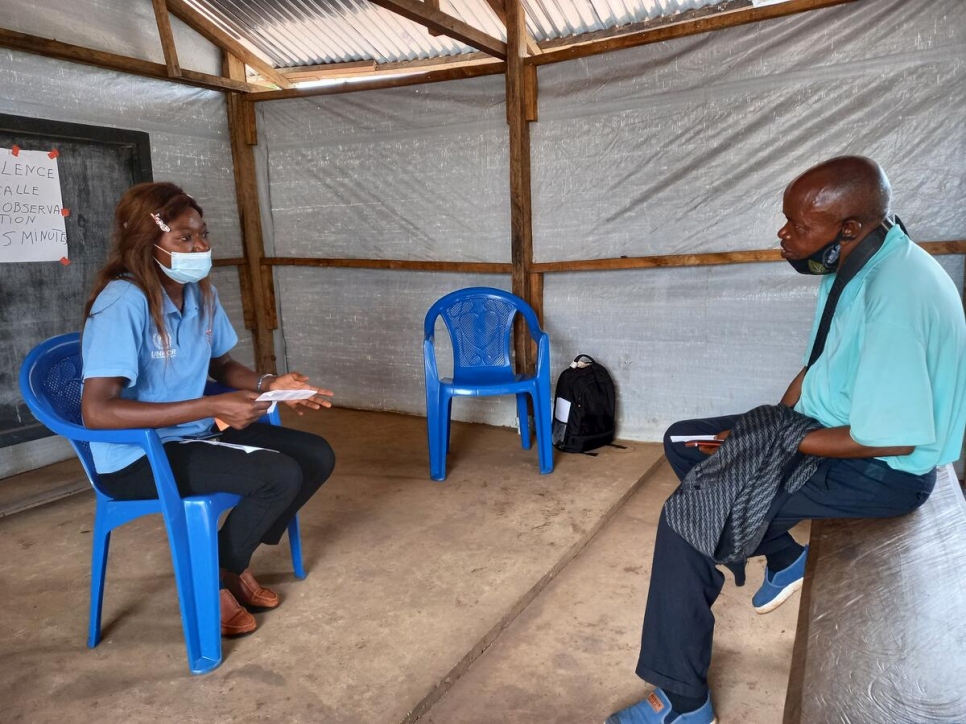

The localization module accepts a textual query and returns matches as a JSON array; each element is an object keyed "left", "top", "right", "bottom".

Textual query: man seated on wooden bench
[{"left": 607, "top": 156, "right": 966, "bottom": 724}]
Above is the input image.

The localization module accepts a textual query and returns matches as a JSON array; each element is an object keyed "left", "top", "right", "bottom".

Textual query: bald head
[{"left": 787, "top": 156, "right": 891, "bottom": 227}]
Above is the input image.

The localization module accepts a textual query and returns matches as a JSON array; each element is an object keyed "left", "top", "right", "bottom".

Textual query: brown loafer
[
  {"left": 222, "top": 568, "right": 280, "bottom": 612},
  {"left": 220, "top": 589, "right": 257, "bottom": 638}
]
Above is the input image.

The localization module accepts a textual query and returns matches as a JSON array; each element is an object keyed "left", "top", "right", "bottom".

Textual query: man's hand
[{"left": 266, "top": 372, "right": 334, "bottom": 415}]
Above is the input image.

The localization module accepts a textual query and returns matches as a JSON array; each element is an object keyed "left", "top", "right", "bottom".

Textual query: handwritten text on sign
[{"left": 0, "top": 148, "right": 68, "bottom": 263}]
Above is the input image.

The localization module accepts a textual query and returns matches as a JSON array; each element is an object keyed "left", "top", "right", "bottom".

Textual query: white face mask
[{"left": 154, "top": 246, "right": 212, "bottom": 284}]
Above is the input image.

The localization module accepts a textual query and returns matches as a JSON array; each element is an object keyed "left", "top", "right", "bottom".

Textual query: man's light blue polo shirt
[
  {"left": 795, "top": 224, "right": 966, "bottom": 475},
  {"left": 81, "top": 279, "right": 238, "bottom": 474}
]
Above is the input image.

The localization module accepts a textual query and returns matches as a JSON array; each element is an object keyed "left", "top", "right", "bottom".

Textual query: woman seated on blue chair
[{"left": 80, "top": 182, "right": 335, "bottom": 638}]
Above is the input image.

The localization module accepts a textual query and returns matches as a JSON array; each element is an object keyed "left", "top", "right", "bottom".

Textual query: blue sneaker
[
  {"left": 606, "top": 689, "right": 716, "bottom": 724},
  {"left": 753, "top": 544, "right": 808, "bottom": 614}
]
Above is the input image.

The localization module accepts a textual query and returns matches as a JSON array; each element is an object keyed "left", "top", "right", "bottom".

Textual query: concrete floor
[{"left": 0, "top": 408, "right": 802, "bottom": 723}]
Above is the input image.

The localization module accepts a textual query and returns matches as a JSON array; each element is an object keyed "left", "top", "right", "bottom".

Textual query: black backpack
[{"left": 552, "top": 355, "right": 617, "bottom": 453}]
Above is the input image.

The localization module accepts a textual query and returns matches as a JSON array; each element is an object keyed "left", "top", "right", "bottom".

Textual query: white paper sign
[{"left": 0, "top": 147, "right": 68, "bottom": 263}]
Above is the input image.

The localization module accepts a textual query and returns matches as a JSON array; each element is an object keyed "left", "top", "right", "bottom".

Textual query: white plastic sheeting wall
[
  {"left": 534, "top": 0, "right": 966, "bottom": 440},
  {"left": 259, "top": 0, "right": 964, "bottom": 450},
  {"left": 258, "top": 77, "right": 516, "bottom": 423},
  {"left": 0, "top": 0, "right": 248, "bottom": 476}
]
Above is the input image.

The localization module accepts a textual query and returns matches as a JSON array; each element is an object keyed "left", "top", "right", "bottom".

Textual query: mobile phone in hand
[{"left": 684, "top": 438, "right": 723, "bottom": 448}]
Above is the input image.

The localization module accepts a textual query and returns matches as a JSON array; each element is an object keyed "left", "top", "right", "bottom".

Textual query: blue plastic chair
[
  {"left": 18, "top": 332, "right": 305, "bottom": 675},
  {"left": 423, "top": 287, "right": 553, "bottom": 481}
]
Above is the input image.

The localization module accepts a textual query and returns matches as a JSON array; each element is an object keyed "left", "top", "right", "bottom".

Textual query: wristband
[{"left": 256, "top": 373, "right": 276, "bottom": 392}]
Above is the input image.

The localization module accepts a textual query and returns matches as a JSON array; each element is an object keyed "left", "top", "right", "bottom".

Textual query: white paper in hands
[{"left": 256, "top": 389, "right": 319, "bottom": 414}]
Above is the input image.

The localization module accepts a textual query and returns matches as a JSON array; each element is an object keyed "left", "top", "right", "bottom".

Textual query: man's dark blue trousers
[{"left": 635, "top": 413, "right": 936, "bottom": 699}]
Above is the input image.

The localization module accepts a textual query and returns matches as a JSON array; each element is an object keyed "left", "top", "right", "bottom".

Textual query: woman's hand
[
  {"left": 266, "top": 372, "right": 334, "bottom": 415},
  {"left": 209, "top": 391, "right": 272, "bottom": 430}
]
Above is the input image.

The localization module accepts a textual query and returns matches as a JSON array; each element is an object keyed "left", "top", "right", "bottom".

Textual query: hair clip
[{"left": 150, "top": 212, "right": 171, "bottom": 233}]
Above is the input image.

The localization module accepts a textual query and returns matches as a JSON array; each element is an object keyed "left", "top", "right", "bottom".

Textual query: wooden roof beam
[
  {"left": 262, "top": 53, "right": 497, "bottom": 84},
  {"left": 367, "top": 0, "right": 507, "bottom": 59},
  {"left": 483, "top": 0, "right": 542, "bottom": 56},
  {"left": 425, "top": 0, "right": 442, "bottom": 36},
  {"left": 0, "top": 26, "right": 262, "bottom": 93},
  {"left": 151, "top": 0, "right": 182, "bottom": 78},
  {"left": 166, "top": 0, "right": 293, "bottom": 89},
  {"left": 247, "top": 61, "right": 506, "bottom": 102},
  {"left": 530, "top": 0, "right": 859, "bottom": 65}
]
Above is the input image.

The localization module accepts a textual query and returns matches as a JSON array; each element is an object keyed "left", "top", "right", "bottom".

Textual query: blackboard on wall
[{"left": 0, "top": 114, "right": 152, "bottom": 448}]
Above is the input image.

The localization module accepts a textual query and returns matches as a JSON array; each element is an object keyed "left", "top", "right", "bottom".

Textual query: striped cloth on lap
[{"left": 665, "top": 404, "right": 822, "bottom": 566}]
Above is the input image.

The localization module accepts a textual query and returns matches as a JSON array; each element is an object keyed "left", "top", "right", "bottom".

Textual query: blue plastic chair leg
[
  {"left": 88, "top": 505, "right": 111, "bottom": 648},
  {"left": 534, "top": 389, "right": 554, "bottom": 474},
  {"left": 287, "top": 515, "right": 305, "bottom": 579},
  {"left": 427, "top": 389, "right": 447, "bottom": 481},
  {"left": 443, "top": 397, "right": 453, "bottom": 454},
  {"left": 174, "top": 499, "right": 223, "bottom": 675},
  {"left": 516, "top": 393, "right": 532, "bottom": 450}
]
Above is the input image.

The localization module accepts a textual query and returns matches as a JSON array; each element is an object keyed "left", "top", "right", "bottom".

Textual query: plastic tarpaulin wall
[
  {"left": 258, "top": 77, "right": 515, "bottom": 423},
  {"left": 534, "top": 0, "right": 966, "bottom": 441},
  {"left": 0, "top": 0, "right": 247, "bottom": 477},
  {"left": 259, "top": 0, "right": 964, "bottom": 454}
]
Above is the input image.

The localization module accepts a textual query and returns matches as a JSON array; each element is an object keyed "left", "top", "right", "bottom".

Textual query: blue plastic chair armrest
[
  {"left": 60, "top": 421, "right": 182, "bottom": 504},
  {"left": 534, "top": 332, "right": 550, "bottom": 380},
  {"left": 42, "top": 418, "right": 160, "bottom": 446},
  {"left": 423, "top": 338, "right": 440, "bottom": 385}
]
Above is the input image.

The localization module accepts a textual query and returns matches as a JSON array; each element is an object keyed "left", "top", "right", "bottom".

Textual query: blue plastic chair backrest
[
  {"left": 20, "top": 332, "right": 104, "bottom": 492},
  {"left": 425, "top": 287, "right": 541, "bottom": 374}
]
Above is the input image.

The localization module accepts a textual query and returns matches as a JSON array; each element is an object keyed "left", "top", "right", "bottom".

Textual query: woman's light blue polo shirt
[
  {"left": 795, "top": 225, "right": 966, "bottom": 475},
  {"left": 81, "top": 279, "right": 238, "bottom": 474}
]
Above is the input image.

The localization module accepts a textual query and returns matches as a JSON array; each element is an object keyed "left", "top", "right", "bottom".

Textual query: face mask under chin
[{"left": 786, "top": 234, "right": 844, "bottom": 275}]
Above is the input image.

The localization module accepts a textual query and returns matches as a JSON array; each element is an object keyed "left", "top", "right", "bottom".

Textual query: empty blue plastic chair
[
  {"left": 423, "top": 287, "right": 553, "bottom": 480},
  {"left": 18, "top": 332, "right": 304, "bottom": 675}
]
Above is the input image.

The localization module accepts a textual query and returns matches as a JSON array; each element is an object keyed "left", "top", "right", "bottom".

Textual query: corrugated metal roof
[
  {"left": 186, "top": 0, "right": 736, "bottom": 69},
  {"left": 526, "top": 0, "right": 716, "bottom": 40}
]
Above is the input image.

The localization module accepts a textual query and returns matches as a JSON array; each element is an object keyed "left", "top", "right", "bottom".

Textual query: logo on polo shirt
[{"left": 151, "top": 332, "right": 177, "bottom": 360}]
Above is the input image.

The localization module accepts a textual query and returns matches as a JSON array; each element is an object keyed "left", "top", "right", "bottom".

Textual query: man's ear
[{"left": 839, "top": 218, "right": 863, "bottom": 242}]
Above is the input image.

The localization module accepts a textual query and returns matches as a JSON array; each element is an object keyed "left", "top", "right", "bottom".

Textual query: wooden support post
[
  {"left": 224, "top": 53, "right": 277, "bottom": 373},
  {"left": 505, "top": 0, "right": 538, "bottom": 374},
  {"left": 528, "top": 271, "right": 544, "bottom": 327},
  {"left": 484, "top": 0, "right": 543, "bottom": 56}
]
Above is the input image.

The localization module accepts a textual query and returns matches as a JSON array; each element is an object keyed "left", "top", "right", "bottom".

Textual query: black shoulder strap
[{"left": 806, "top": 216, "right": 898, "bottom": 369}]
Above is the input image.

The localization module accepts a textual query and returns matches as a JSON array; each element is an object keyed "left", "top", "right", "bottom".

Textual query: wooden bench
[{"left": 783, "top": 463, "right": 966, "bottom": 723}]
